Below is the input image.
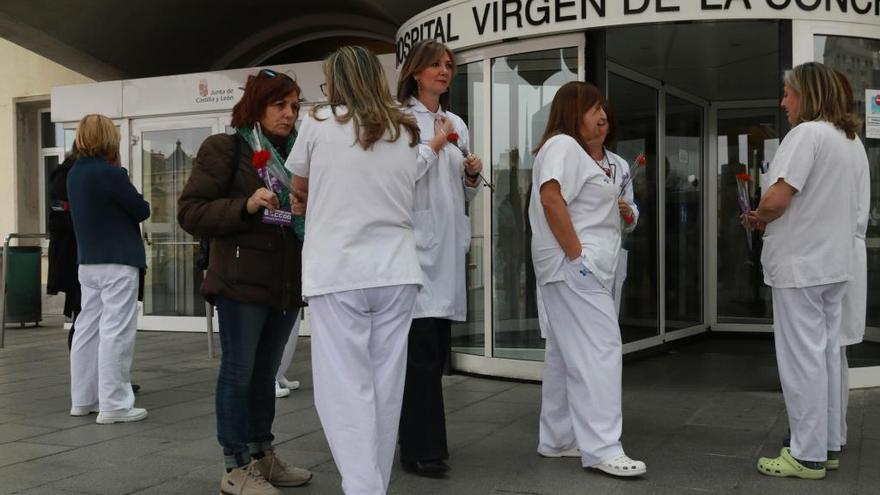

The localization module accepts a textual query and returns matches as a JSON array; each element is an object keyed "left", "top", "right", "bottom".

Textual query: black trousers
[{"left": 398, "top": 317, "right": 451, "bottom": 462}]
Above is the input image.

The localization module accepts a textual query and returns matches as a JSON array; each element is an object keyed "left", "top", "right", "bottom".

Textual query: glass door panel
[
  {"left": 134, "top": 119, "right": 218, "bottom": 330},
  {"left": 715, "top": 107, "right": 779, "bottom": 323},
  {"left": 449, "top": 61, "right": 487, "bottom": 356},
  {"left": 664, "top": 95, "right": 703, "bottom": 330},
  {"left": 490, "top": 47, "right": 578, "bottom": 360},
  {"left": 607, "top": 73, "right": 660, "bottom": 343}
]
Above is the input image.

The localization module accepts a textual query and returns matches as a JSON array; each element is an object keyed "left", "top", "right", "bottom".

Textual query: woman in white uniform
[
  {"left": 834, "top": 69, "right": 870, "bottom": 455},
  {"left": 587, "top": 102, "right": 639, "bottom": 314},
  {"left": 395, "top": 40, "right": 483, "bottom": 477},
  {"left": 529, "top": 81, "right": 646, "bottom": 477},
  {"left": 286, "top": 46, "right": 422, "bottom": 495},
  {"left": 748, "top": 62, "right": 865, "bottom": 480}
]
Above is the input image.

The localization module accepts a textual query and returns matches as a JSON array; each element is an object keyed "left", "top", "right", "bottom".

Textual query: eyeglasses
[
  {"left": 260, "top": 68, "right": 279, "bottom": 78},
  {"left": 319, "top": 82, "right": 327, "bottom": 97}
]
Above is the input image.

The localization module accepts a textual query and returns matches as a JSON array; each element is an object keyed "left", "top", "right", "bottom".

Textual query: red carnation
[
  {"left": 635, "top": 153, "right": 647, "bottom": 166},
  {"left": 446, "top": 132, "right": 459, "bottom": 144},
  {"left": 736, "top": 173, "right": 752, "bottom": 182},
  {"left": 252, "top": 149, "right": 270, "bottom": 169}
]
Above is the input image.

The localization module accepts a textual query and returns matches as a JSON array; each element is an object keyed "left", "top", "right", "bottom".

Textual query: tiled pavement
[{"left": 0, "top": 320, "right": 877, "bottom": 495}]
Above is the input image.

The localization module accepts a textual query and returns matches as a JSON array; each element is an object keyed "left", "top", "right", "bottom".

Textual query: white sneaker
[
  {"left": 275, "top": 382, "right": 290, "bottom": 398},
  {"left": 70, "top": 404, "right": 98, "bottom": 416},
  {"left": 277, "top": 377, "right": 300, "bottom": 390},
  {"left": 538, "top": 447, "right": 580, "bottom": 458},
  {"left": 591, "top": 453, "right": 646, "bottom": 477},
  {"left": 95, "top": 407, "right": 148, "bottom": 424}
]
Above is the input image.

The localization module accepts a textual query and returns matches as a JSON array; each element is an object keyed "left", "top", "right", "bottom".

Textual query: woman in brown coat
[{"left": 178, "top": 68, "right": 310, "bottom": 495}]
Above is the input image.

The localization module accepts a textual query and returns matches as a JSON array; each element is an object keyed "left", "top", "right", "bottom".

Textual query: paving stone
[
  {"left": 0, "top": 323, "right": 874, "bottom": 495},
  {"left": 0, "top": 441, "right": 71, "bottom": 468},
  {"left": 0, "top": 460, "right": 86, "bottom": 494},
  {"left": 45, "top": 455, "right": 209, "bottom": 495},
  {"left": 25, "top": 420, "right": 161, "bottom": 447},
  {"left": 0, "top": 423, "right": 57, "bottom": 443}
]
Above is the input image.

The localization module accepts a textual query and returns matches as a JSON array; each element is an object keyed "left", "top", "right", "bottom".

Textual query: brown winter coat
[{"left": 177, "top": 133, "right": 303, "bottom": 310}]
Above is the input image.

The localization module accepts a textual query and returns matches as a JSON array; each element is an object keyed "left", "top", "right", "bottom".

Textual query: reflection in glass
[
  {"left": 815, "top": 35, "right": 880, "bottom": 329},
  {"left": 607, "top": 73, "right": 660, "bottom": 343},
  {"left": 664, "top": 95, "right": 703, "bottom": 329},
  {"left": 716, "top": 108, "right": 778, "bottom": 323},
  {"left": 448, "top": 62, "right": 486, "bottom": 355},
  {"left": 491, "top": 47, "right": 577, "bottom": 360},
  {"left": 43, "top": 155, "right": 60, "bottom": 229},
  {"left": 141, "top": 127, "right": 212, "bottom": 317}
]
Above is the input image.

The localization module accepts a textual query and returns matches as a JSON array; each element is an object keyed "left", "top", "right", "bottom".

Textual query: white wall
[{"left": 0, "top": 37, "right": 92, "bottom": 241}]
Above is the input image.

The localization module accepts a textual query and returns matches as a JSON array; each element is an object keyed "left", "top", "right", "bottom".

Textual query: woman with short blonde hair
[
  {"left": 286, "top": 46, "right": 422, "bottom": 495},
  {"left": 67, "top": 113, "right": 150, "bottom": 425},
  {"left": 74, "top": 114, "right": 120, "bottom": 161},
  {"left": 750, "top": 62, "right": 868, "bottom": 480}
]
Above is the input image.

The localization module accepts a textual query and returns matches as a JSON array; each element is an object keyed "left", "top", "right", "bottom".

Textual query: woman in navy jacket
[{"left": 67, "top": 114, "right": 150, "bottom": 425}]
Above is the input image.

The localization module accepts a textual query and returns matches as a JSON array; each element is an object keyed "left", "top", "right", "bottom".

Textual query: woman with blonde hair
[
  {"left": 67, "top": 114, "right": 150, "bottom": 424},
  {"left": 748, "top": 62, "right": 867, "bottom": 479},
  {"left": 286, "top": 46, "right": 422, "bottom": 495},
  {"left": 529, "top": 82, "right": 645, "bottom": 477},
  {"left": 395, "top": 39, "right": 483, "bottom": 477}
]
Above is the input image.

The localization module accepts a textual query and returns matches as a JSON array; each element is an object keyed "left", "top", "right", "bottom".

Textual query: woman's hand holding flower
[{"left": 246, "top": 187, "right": 279, "bottom": 214}]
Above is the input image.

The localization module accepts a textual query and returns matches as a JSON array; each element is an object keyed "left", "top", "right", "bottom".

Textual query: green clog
[{"left": 757, "top": 448, "right": 826, "bottom": 480}]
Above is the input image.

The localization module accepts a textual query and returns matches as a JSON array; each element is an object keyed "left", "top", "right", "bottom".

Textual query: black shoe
[
  {"left": 401, "top": 459, "right": 450, "bottom": 477},
  {"left": 132, "top": 383, "right": 141, "bottom": 394}
]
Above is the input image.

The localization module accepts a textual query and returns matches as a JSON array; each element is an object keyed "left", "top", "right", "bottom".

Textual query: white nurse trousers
[
  {"left": 538, "top": 260, "right": 624, "bottom": 467},
  {"left": 309, "top": 284, "right": 417, "bottom": 495},
  {"left": 70, "top": 264, "right": 139, "bottom": 412},
  {"left": 612, "top": 249, "right": 628, "bottom": 315},
  {"left": 772, "top": 282, "right": 846, "bottom": 462},
  {"left": 275, "top": 310, "right": 301, "bottom": 382}
]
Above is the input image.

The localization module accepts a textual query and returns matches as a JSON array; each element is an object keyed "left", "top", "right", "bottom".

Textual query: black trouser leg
[{"left": 399, "top": 317, "right": 451, "bottom": 463}]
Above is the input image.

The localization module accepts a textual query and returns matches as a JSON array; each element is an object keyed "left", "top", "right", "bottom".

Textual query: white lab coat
[
  {"left": 404, "top": 97, "right": 481, "bottom": 321},
  {"left": 840, "top": 137, "right": 870, "bottom": 346},
  {"left": 607, "top": 149, "right": 639, "bottom": 314}
]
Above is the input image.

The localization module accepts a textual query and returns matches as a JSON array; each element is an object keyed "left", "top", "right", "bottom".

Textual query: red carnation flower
[
  {"left": 736, "top": 173, "right": 752, "bottom": 182},
  {"left": 446, "top": 132, "right": 460, "bottom": 144},
  {"left": 252, "top": 149, "right": 270, "bottom": 169},
  {"left": 635, "top": 153, "right": 647, "bottom": 166}
]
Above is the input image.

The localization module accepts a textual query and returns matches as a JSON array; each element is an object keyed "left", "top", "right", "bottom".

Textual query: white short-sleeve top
[
  {"left": 285, "top": 106, "right": 423, "bottom": 297},
  {"left": 528, "top": 134, "right": 621, "bottom": 289},
  {"left": 760, "top": 121, "right": 861, "bottom": 288}
]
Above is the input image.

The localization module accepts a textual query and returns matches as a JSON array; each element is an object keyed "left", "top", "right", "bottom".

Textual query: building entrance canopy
[{"left": 396, "top": 0, "right": 880, "bottom": 64}]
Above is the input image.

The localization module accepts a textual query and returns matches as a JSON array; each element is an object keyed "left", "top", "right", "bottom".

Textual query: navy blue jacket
[{"left": 67, "top": 157, "right": 151, "bottom": 268}]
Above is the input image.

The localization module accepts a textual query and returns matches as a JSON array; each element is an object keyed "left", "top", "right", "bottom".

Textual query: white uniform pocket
[
  {"left": 562, "top": 258, "right": 606, "bottom": 293},
  {"left": 413, "top": 210, "right": 437, "bottom": 249}
]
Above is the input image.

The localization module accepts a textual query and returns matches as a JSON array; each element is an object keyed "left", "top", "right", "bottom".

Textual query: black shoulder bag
[{"left": 196, "top": 134, "right": 242, "bottom": 271}]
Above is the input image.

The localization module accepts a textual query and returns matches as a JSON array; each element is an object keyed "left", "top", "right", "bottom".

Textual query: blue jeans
[{"left": 215, "top": 296, "right": 296, "bottom": 468}]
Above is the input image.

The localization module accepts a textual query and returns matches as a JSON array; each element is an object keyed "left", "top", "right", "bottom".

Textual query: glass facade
[
  {"left": 490, "top": 47, "right": 578, "bottom": 360},
  {"left": 141, "top": 127, "right": 211, "bottom": 318},
  {"left": 449, "top": 61, "right": 487, "bottom": 356},
  {"left": 607, "top": 73, "right": 660, "bottom": 343},
  {"left": 716, "top": 107, "right": 779, "bottom": 323},
  {"left": 664, "top": 95, "right": 703, "bottom": 330}
]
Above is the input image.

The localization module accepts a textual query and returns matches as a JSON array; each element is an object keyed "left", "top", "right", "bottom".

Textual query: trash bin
[{"left": 0, "top": 246, "right": 42, "bottom": 326}]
